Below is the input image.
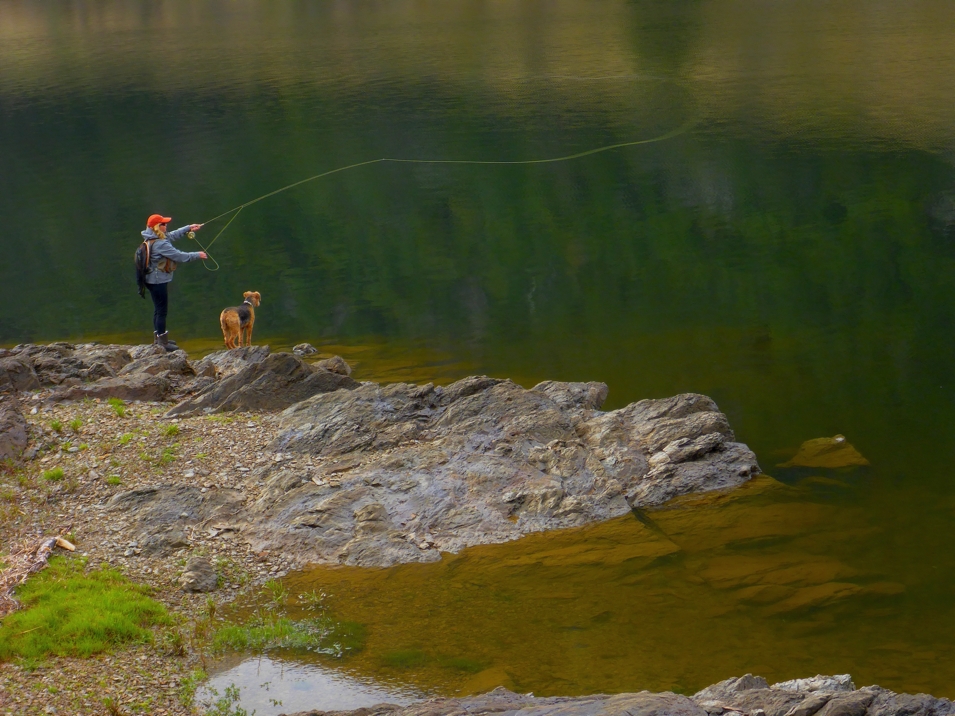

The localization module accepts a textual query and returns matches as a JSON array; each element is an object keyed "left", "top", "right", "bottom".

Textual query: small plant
[
  {"left": 158, "top": 448, "right": 176, "bottom": 466},
  {"left": 79, "top": 443, "right": 89, "bottom": 451},
  {"left": 178, "top": 668, "right": 207, "bottom": 708},
  {"left": 42, "top": 467, "right": 64, "bottom": 482},
  {"left": 119, "top": 433, "right": 134, "bottom": 446},
  {"left": 299, "top": 590, "right": 327, "bottom": 612},
  {"left": 61, "top": 441, "right": 73, "bottom": 451},
  {"left": 202, "top": 683, "right": 251, "bottom": 716},
  {"left": 264, "top": 579, "right": 289, "bottom": 608},
  {"left": 63, "top": 476, "right": 80, "bottom": 493},
  {"left": 50, "top": 419, "right": 63, "bottom": 433},
  {"left": 68, "top": 417, "right": 83, "bottom": 433},
  {"left": 107, "top": 398, "right": 126, "bottom": 418},
  {"left": 206, "top": 596, "right": 217, "bottom": 620},
  {"left": 103, "top": 695, "right": 126, "bottom": 716},
  {"left": 164, "top": 628, "right": 187, "bottom": 658},
  {"left": 163, "top": 424, "right": 180, "bottom": 437},
  {"left": 106, "top": 475, "right": 122, "bottom": 486}
]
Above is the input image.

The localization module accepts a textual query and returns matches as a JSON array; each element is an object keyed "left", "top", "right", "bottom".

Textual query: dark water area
[{"left": 4, "top": 0, "right": 955, "bottom": 708}]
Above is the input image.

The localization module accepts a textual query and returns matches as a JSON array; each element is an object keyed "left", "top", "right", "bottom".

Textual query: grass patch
[
  {"left": 162, "top": 424, "right": 180, "bottom": 437},
  {"left": 107, "top": 397, "right": 126, "bottom": 417},
  {"left": 210, "top": 613, "right": 355, "bottom": 655},
  {"left": 42, "top": 467, "right": 64, "bottom": 482},
  {"left": 0, "top": 557, "right": 171, "bottom": 661},
  {"left": 49, "top": 419, "right": 63, "bottom": 433},
  {"left": 119, "top": 432, "right": 134, "bottom": 446},
  {"left": 106, "top": 475, "right": 122, "bottom": 486},
  {"left": 68, "top": 418, "right": 82, "bottom": 433}
]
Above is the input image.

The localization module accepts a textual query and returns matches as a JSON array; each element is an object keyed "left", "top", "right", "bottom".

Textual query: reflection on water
[
  {"left": 201, "top": 655, "right": 423, "bottom": 716},
  {"left": 215, "top": 474, "right": 953, "bottom": 711}
]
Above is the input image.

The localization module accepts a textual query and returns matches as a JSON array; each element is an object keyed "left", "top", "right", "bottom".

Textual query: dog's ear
[
  {"left": 253, "top": 292, "right": 261, "bottom": 303},
  {"left": 243, "top": 291, "right": 252, "bottom": 299}
]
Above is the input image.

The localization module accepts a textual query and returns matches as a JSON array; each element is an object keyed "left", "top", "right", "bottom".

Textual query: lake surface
[{"left": 3, "top": 0, "right": 955, "bottom": 709}]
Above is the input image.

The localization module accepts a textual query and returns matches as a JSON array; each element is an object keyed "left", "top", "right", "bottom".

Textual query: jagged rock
[
  {"left": 166, "top": 352, "right": 358, "bottom": 417},
  {"left": 193, "top": 345, "right": 271, "bottom": 379},
  {"left": 118, "top": 350, "right": 195, "bottom": 377},
  {"left": 293, "top": 343, "right": 318, "bottom": 356},
  {"left": 11, "top": 343, "right": 133, "bottom": 386},
  {"left": 778, "top": 435, "right": 869, "bottom": 469},
  {"left": 774, "top": 676, "right": 856, "bottom": 693},
  {"left": 0, "top": 357, "right": 40, "bottom": 392},
  {"left": 691, "top": 674, "right": 955, "bottom": 716},
  {"left": 313, "top": 355, "right": 352, "bottom": 377},
  {"left": 137, "top": 525, "right": 191, "bottom": 557},
  {"left": 282, "top": 687, "right": 707, "bottom": 716},
  {"left": 106, "top": 485, "right": 245, "bottom": 530},
  {"left": 237, "top": 378, "right": 759, "bottom": 567},
  {"left": 282, "top": 680, "right": 955, "bottom": 716},
  {"left": 178, "top": 556, "right": 217, "bottom": 592},
  {"left": 0, "top": 374, "right": 28, "bottom": 459},
  {"left": 48, "top": 372, "right": 171, "bottom": 403}
]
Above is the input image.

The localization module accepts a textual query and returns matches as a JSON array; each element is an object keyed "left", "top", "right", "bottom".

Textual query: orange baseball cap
[{"left": 147, "top": 214, "right": 172, "bottom": 228}]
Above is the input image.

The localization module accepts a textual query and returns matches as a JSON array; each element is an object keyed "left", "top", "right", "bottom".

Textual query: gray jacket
[{"left": 141, "top": 226, "right": 204, "bottom": 284}]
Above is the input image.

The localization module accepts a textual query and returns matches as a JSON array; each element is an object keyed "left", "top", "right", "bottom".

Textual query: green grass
[
  {"left": 42, "top": 468, "right": 64, "bottom": 482},
  {"left": 68, "top": 418, "right": 82, "bottom": 433},
  {"left": 107, "top": 398, "right": 126, "bottom": 417},
  {"left": 211, "top": 612, "right": 364, "bottom": 656},
  {"left": 50, "top": 419, "right": 63, "bottom": 433},
  {"left": 162, "top": 424, "right": 180, "bottom": 437},
  {"left": 119, "top": 433, "right": 134, "bottom": 446},
  {"left": 106, "top": 475, "right": 122, "bottom": 486},
  {"left": 0, "top": 557, "right": 171, "bottom": 661}
]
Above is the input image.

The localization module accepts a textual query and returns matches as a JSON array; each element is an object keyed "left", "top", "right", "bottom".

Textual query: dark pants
[{"left": 145, "top": 282, "right": 169, "bottom": 335}]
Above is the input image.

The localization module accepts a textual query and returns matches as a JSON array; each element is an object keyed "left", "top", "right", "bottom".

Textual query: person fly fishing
[{"left": 137, "top": 214, "right": 207, "bottom": 352}]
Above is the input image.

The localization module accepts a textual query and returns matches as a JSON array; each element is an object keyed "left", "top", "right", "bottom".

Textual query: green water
[{"left": 3, "top": 0, "right": 955, "bottom": 702}]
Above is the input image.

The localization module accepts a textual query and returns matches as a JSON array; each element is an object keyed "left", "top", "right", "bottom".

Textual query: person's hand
[
  {"left": 198, "top": 252, "right": 208, "bottom": 259},
  {"left": 190, "top": 224, "right": 202, "bottom": 231}
]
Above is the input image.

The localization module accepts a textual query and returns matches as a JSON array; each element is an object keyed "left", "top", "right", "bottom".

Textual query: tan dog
[{"left": 219, "top": 291, "right": 261, "bottom": 348}]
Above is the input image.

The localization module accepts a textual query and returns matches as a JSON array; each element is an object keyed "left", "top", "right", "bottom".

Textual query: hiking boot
[{"left": 154, "top": 331, "right": 179, "bottom": 352}]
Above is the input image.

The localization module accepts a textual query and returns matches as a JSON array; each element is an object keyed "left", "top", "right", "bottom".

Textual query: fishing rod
[{"left": 189, "top": 114, "right": 697, "bottom": 270}]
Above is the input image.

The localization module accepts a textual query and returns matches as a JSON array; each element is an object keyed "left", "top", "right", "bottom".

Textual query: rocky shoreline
[
  {"left": 1, "top": 341, "right": 940, "bottom": 715},
  {"left": 282, "top": 675, "right": 955, "bottom": 716}
]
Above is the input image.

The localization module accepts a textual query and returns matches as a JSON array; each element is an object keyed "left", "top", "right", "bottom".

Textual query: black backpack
[{"left": 135, "top": 239, "right": 155, "bottom": 298}]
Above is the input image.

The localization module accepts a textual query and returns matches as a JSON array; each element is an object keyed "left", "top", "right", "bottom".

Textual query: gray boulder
[
  {"left": 237, "top": 378, "right": 759, "bottom": 566},
  {"left": 106, "top": 485, "right": 245, "bottom": 530},
  {"left": 179, "top": 557, "right": 217, "bottom": 592},
  {"left": 48, "top": 372, "right": 172, "bottom": 403},
  {"left": 166, "top": 352, "right": 359, "bottom": 417},
  {"left": 692, "top": 674, "right": 955, "bottom": 716},
  {"left": 312, "top": 355, "right": 352, "bottom": 377},
  {"left": 11, "top": 343, "right": 133, "bottom": 386},
  {"left": 193, "top": 346, "right": 271, "bottom": 379},
  {"left": 0, "top": 357, "right": 40, "bottom": 392}
]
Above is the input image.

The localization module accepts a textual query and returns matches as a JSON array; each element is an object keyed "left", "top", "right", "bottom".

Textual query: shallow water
[{"left": 3, "top": 0, "right": 955, "bottom": 709}]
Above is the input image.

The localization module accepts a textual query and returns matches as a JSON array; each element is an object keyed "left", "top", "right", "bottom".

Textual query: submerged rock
[
  {"left": 778, "top": 435, "right": 869, "bottom": 469},
  {"left": 280, "top": 677, "right": 955, "bottom": 716}
]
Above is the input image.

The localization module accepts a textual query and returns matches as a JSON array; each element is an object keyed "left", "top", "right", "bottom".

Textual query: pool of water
[
  {"left": 4, "top": 0, "right": 955, "bottom": 710},
  {"left": 214, "top": 473, "right": 953, "bottom": 714}
]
